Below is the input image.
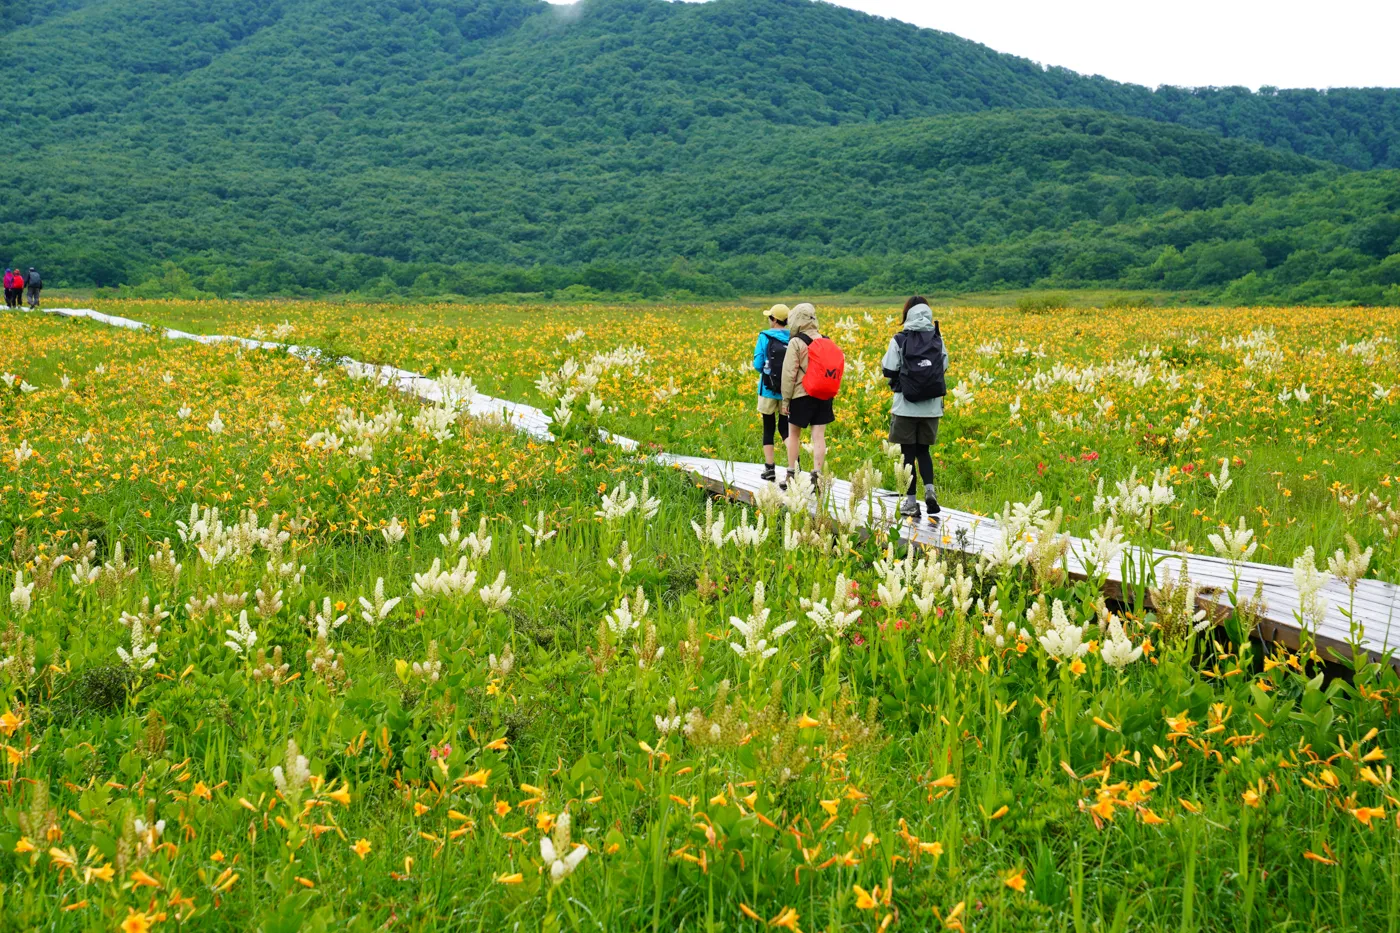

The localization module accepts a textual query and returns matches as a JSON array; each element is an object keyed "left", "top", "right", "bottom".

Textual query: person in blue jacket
[{"left": 752, "top": 304, "right": 791, "bottom": 482}]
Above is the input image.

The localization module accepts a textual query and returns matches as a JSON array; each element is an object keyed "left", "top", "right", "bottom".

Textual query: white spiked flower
[
  {"left": 1208, "top": 517, "right": 1257, "bottom": 565},
  {"left": 207, "top": 410, "right": 225, "bottom": 434},
  {"left": 912, "top": 556, "right": 947, "bottom": 618},
  {"left": 381, "top": 516, "right": 405, "bottom": 545},
  {"left": 224, "top": 609, "right": 259, "bottom": 657},
  {"left": 1080, "top": 517, "right": 1127, "bottom": 578},
  {"left": 803, "top": 574, "right": 862, "bottom": 640},
  {"left": 9, "top": 571, "right": 35, "bottom": 615},
  {"left": 1100, "top": 615, "right": 1143, "bottom": 669},
  {"left": 1292, "top": 547, "right": 1331, "bottom": 629},
  {"left": 607, "top": 540, "right": 634, "bottom": 575},
  {"left": 1038, "top": 600, "right": 1090, "bottom": 660},
  {"left": 313, "top": 597, "right": 348, "bottom": 638},
  {"left": 944, "top": 564, "right": 975, "bottom": 619},
  {"left": 359, "top": 577, "right": 402, "bottom": 625},
  {"left": 478, "top": 571, "right": 512, "bottom": 610},
  {"left": 540, "top": 811, "right": 588, "bottom": 883},
  {"left": 116, "top": 616, "right": 158, "bottom": 670},
  {"left": 412, "top": 556, "right": 477, "bottom": 599},
  {"left": 520, "top": 510, "right": 557, "bottom": 548},
  {"left": 876, "top": 560, "right": 910, "bottom": 611},
  {"left": 751, "top": 479, "right": 784, "bottom": 515},
  {"left": 727, "top": 508, "right": 770, "bottom": 550},
  {"left": 691, "top": 500, "right": 728, "bottom": 550},
  {"left": 596, "top": 480, "right": 656, "bottom": 524},
  {"left": 1209, "top": 458, "right": 1233, "bottom": 497},
  {"left": 729, "top": 581, "right": 795, "bottom": 662},
  {"left": 1327, "top": 535, "right": 1373, "bottom": 592},
  {"left": 272, "top": 738, "right": 311, "bottom": 795}
]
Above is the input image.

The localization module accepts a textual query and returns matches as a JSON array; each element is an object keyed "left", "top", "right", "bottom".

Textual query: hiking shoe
[
  {"left": 760, "top": 465, "right": 776, "bottom": 483},
  {"left": 810, "top": 471, "right": 821, "bottom": 490},
  {"left": 924, "top": 485, "right": 941, "bottom": 517},
  {"left": 899, "top": 495, "right": 920, "bottom": 518}
]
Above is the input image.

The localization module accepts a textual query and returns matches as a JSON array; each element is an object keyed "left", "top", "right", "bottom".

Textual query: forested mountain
[{"left": 2, "top": 0, "right": 1398, "bottom": 301}]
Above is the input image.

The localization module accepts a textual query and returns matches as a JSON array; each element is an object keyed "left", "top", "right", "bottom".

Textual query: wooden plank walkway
[
  {"left": 663, "top": 455, "right": 1400, "bottom": 664},
  {"left": 41, "top": 308, "right": 1400, "bottom": 662}
]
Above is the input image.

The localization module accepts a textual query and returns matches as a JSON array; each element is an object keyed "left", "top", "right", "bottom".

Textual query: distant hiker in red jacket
[{"left": 4, "top": 268, "right": 21, "bottom": 309}]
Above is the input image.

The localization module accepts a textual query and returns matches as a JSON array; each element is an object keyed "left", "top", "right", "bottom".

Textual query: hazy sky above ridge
[{"left": 549, "top": 0, "right": 1400, "bottom": 90}]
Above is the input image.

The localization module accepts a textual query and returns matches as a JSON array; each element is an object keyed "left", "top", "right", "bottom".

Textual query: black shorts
[{"left": 787, "top": 395, "right": 834, "bottom": 429}]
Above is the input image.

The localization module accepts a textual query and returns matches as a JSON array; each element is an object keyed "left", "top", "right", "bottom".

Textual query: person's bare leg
[
  {"left": 785, "top": 423, "right": 802, "bottom": 477},
  {"left": 763, "top": 442, "right": 775, "bottom": 466},
  {"left": 811, "top": 423, "right": 826, "bottom": 475}
]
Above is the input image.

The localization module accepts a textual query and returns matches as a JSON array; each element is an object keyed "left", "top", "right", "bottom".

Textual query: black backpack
[
  {"left": 760, "top": 332, "right": 789, "bottom": 395},
  {"left": 895, "top": 323, "right": 945, "bottom": 403}
]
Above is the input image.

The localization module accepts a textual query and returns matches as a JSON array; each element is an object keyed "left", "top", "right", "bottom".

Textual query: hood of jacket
[
  {"left": 903, "top": 303, "right": 934, "bottom": 332},
  {"left": 788, "top": 302, "right": 819, "bottom": 337}
]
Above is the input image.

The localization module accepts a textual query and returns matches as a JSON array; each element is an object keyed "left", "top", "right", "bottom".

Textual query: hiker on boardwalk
[
  {"left": 882, "top": 296, "right": 948, "bottom": 521},
  {"left": 2, "top": 269, "right": 15, "bottom": 309},
  {"left": 25, "top": 268, "right": 41, "bottom": 308},
  {"left": 780, "top": 302, "right": 843, "bottom": 489},
  {"left": 752, "top": 303, "right": 791, "bottom": 483}
]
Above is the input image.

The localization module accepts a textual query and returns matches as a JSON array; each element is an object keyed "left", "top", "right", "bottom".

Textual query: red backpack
[{"left": 797, "top": 333, "right": 845, "bottom": 400}]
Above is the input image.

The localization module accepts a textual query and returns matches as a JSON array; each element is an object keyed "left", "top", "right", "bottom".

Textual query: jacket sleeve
[
  {"left": 781, "top": 336, "right": 802, "bottom": 400},
  {"left": 753, "top": 333, "right": 767, "bottom": 373},
  {"left": 881, "top": 336, "right": 901, "bottom": 380}
]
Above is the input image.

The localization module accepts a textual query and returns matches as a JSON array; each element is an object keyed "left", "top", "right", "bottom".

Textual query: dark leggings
[
  {"left": 762, "top": 412, "right": 789, "bottom": 447},
  {"left": 902, "top": 443, "right": 934, "bottom": 494}
]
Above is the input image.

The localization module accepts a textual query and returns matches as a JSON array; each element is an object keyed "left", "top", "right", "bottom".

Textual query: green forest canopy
[{"left": 1, "top": 0, "right": 1398, "bottom": 302}]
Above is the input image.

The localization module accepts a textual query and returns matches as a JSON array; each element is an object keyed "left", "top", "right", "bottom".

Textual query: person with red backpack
[
  {"left": 780, "top": 302, "right": 843, "bottom": 489},
  {"left": 752, "top": 303, "right": 792, "bottom": 483},
  {"left": 881, "top": 296, "right": 949, "bottom": 521}
]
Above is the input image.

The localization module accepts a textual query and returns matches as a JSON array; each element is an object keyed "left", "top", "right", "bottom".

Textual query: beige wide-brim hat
[{"left": 766, "top": 304, "right": 790, "bottom": 323}]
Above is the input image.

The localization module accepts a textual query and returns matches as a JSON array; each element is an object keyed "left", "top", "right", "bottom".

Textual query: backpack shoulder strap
[{"left": 795, "top": 333, "right": 813, "bottom": 345}]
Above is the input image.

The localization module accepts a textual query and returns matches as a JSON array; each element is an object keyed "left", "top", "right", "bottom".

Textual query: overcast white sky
[{"left": 551, "top": 0, "right": 1400, "bottom": 90}]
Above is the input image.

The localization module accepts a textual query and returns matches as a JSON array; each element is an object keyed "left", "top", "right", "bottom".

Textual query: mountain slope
[
  {"left": 6, "top": 0, "right": 1398, "bottom": 166},
  {"left": 0, "top": 0, "right": 1398, "bottom": 302}
]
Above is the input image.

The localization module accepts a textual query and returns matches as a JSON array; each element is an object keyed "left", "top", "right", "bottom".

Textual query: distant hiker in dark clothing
[
  {"left": 882, "top": 296, "right": 949, "bottom": 521},
  {"left": 25, "top": 268, "right": 41, "bottom": 308},
  {"left": 2, "top": 269, "right": 15, "bottom": 308}
]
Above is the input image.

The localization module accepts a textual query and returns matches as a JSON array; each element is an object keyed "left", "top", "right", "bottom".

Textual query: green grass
[{"left": 2, "top": 304, "right": 1399, "bottom": 931}]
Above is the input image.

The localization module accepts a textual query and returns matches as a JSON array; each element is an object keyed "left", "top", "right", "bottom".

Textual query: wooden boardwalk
[
  {"left": 42, "top": 307, "right": 1400, "bottom": 662},
  {"left": 664, "top": 455, "right": 1400, "bottom": 664}
]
